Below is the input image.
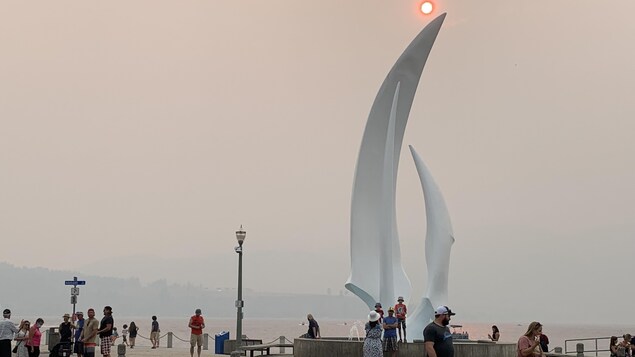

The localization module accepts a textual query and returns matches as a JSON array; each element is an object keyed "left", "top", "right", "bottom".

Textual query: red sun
[{"left": 420, "top": 1, "right": 434, "bottom": 15}]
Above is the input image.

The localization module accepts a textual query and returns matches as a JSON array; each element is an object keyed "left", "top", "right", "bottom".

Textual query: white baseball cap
[{"left": 434, "top": 305, "right": 456, "bottom": 316}]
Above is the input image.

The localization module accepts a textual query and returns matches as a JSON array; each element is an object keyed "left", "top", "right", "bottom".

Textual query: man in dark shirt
[
  {"left": 423, "top": 305, "right": 456, "bottom": 357},
  {"left": 59, "top": 313, "right": 74, "bottom": 344},
  {"left": 150, "top": 316, "right": 160, "bottom": 348},
  {"left": 97, "top": 306, "right": 114, "bottom": 357}
]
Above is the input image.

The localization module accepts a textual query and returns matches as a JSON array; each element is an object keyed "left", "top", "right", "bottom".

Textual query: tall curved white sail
[
  {"left": 346, "top": 14, "right": 447, "bottom": 309},
  {"left": 407, "top": 145, "right": 455, "bottom": 335}
]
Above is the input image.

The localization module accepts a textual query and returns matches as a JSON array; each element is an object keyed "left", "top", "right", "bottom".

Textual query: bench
[{"left": 240, "top": 342, "right": 294, "bottom": 357}]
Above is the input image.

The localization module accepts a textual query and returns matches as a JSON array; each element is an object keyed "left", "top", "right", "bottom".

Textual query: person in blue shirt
[{"left": 382, "top": 307, "right": 399, "bottom": 356}]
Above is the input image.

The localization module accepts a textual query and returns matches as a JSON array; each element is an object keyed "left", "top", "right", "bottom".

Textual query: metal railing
[{"left": 564, "top": 336, "right": 612, "bottom": 356}]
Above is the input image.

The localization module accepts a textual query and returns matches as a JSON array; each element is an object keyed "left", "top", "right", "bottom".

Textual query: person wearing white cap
[
  {"left": 363, "top": 311, "right": 383, "bottom": 357},
  {"left": 423, "top": 305, "right": 456, "bottom": 357}
]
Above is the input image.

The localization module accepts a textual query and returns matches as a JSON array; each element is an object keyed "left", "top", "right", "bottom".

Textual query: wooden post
[
  {"left": 167, "top": 332, "right": 173, "bottom": 348},
  {"left": 279, "top": 336, "right": 285, "bottom": 354},
  {"left": 203, "top": 333, "right": 209, "bottom": 350}
]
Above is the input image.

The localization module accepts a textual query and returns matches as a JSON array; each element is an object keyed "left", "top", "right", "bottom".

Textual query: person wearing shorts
[
  {"left": 80, "top": 309, "right": 99, "bottom": 357},
  {"left": 188, "top": 309, "right": 205, "bottom": 357},
  {"left": 97, "top": 306, "right": 114, "bottom": 357},
  {"left": 150, "top": 316, "right": 159, "bottom": 349}
]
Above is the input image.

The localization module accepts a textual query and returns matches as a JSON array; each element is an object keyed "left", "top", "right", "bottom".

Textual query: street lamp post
[{"left": 232, "top": 226, "right": 246, "bottom": 357}]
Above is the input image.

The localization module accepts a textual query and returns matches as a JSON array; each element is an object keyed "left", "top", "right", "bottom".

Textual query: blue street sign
[{"left": 65, "top": 277, "right": 86, "bottom": 286}]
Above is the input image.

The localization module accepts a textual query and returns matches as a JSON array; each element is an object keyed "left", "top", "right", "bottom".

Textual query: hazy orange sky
[{"left": 1, "top": 1, "right": 634, "bottom": 323}]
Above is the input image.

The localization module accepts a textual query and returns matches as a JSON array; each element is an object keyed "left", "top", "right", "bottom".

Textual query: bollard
[
  {"left": 554, "top": 347, "right": 563, "bottom": 354},
  {"left": 279, "top": 336, "right": 285, "bottom": 354},
  {"left": 576, "top": 342, "right": 584, "bottom": 357},
  {"left": 117, "top": 343, "right": 126, "bottom": 357},
  {"left": 167, "top": 332, "right": 173, "bottom": 348},
  {"left": 203, "top": 333, "right": 209, "bottom": 350}
]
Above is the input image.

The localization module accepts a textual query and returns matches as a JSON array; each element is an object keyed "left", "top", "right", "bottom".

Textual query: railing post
[
  {"left": 203, "top": 333, "right": 209, "bottom": 350},
  {"left": 554, "top": 347, "right": 562, "bottom": 353},
  {"left": 279, "top": 336, "right": 285, "bottom": 354},
  {"left": 576, "top": 342, "right": 584, "bottom": 357},
  {"left": 167, "top": 332, "right": 173, "bottom": 348}
]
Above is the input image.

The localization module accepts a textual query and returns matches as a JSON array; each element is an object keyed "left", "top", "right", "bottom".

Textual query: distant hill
[{"left": 0, "top": 262, "right": 368, "bottom": 319}]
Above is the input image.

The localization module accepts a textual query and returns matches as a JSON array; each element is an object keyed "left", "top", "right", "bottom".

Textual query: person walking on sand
[
  {"left": 127, "top": 322, "right": 138, "bottom": 349},
  {"left": 423, "top": 306, "right": 456, "bottom": 357},
  {"left": 80, "top": 309, "right": 99, "bottom": 357},
  {"left": 0, "top": 308, "right": 18, "bottom": 357},
  {"left": 516, "top": 321, "right": 544, "bottom": 357},
  {"left": 96, "top": 306, "right": 114, "bottom": 357},
  {"left": 74, "top": 312, "right": 85, "bottom": 357},
  {"left": 188, "top": 309, "right": 205, "bottom": 357},
  {"left": 150, "top": 316, "right": 159, "bottom": 349},
  {"left": 394, "top": 296, "right": 407, "bottom": 343},
  {"left": 121, "top": 324, "right": 129, "bottom": 347}
]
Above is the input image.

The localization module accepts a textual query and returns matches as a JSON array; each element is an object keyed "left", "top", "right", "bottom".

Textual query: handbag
[{"left": 12, "top": 340, "right": 23, "bottom": 353}]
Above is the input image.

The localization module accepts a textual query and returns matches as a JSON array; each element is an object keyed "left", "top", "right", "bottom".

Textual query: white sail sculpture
[
  {"left": 346, "top": 13, "right": 447, "bottom": 310},
  {"left": 406, "top": 145, "right": 455, "bottom": 335}
]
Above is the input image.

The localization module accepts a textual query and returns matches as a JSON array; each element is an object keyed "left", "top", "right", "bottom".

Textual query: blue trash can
[{"left": 215, "top": 331, "right": 229, "bottom": 354}]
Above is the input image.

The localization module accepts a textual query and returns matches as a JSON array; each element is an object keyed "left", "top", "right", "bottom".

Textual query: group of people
[
  {"left": 610, "top": 334, "right": 635, "bottom": 357},
  {"left": 0, "top": 307, "right": 207, "bottom": 357},
  {"left": 360, "top": 297, "right": 408, "bottom": 357}
]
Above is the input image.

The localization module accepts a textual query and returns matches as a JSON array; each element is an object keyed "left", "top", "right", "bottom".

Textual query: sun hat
[
  {"left": 368, "top": 311, "right": 380, "bottom": 322},
  {"left": 374, "top": 302, "right": 382, "bottom": 308},
  {"left": 434, "top": 305, "right": 456, "bottom": 316},
  {"left": 76, "top": 312, "right": 84, "bottom": 316},
  {"left": 397, "top": 296, "right": 404, "bottom": 301},
  {"left": 63, "top": 313, "right": 70, "bottom": 318},
  {"left": 388, "top": 307, "right": 395, "bottom": 312}
]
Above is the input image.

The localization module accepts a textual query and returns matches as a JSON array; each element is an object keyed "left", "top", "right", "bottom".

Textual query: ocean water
[{"left": 32, "top": 316, "right": 631, "bottom": 356}]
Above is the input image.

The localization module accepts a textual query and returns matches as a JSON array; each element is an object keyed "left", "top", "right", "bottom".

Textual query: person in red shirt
[
  {"left": 188, "top": 309, "right": 205, "bottom": 357},
  {"left": 394, "top": 296, "right": 408, "bottom": 343},
  {"left": 374, "top": 303, "right": 384, "bottom": 324}
]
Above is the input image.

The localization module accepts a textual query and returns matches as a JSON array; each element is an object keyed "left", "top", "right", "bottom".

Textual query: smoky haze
[{"left": 1, "top": 1, "right": 634, "bottom": 325}]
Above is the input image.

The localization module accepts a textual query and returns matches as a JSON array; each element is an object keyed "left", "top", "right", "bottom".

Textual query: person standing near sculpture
[
  {"left": 0, "top": 309, "right": 18, "bottom": 357},
  {"left": 97, "top": 306, "right": 114, "bottom": 357},
  {"left": 363, "top": 311, "right": 383, "bottom": 357},
  {"left": 80, "top": 309, "right": 99, "bottom": 357},
  {"left": 59, "top": 313, "right": 75, "bottom": 345},
  {"left": 423, "top": 306, "right": 455, "bottom": 357},
  {"left": 74, "top": 312, "right": 85, "bottom": 357},
  {"left": 374, "top": 303, "right": 384, "bottom": 324},
  {"left": 394, "top": 297, "right": 407, "bottom": 343},
  {"left": 516, "top": 321, "right": 544, "bottom": 357},
  {"left": 382, "top": 307, "right": 399, "bottom": 357},
  {"left": 188, "top": 309, "right": 205, "bottom": 357},
  {"left": 150, "top": 316, "right": 160, "bottom": 349}
]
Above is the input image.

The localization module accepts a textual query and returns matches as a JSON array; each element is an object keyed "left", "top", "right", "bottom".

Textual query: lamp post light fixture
[{"left": 232, "top": 225, "right": 246, "bottom": 357}]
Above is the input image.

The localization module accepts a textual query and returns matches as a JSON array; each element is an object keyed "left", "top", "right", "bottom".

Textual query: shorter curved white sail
[{"left": 407, "top": 145, "right": 455, "bottom": 336}]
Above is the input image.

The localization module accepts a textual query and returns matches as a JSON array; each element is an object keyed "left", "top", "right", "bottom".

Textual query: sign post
[{"left": 65, "top": 276, "right": 86, "bottom": 319}]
